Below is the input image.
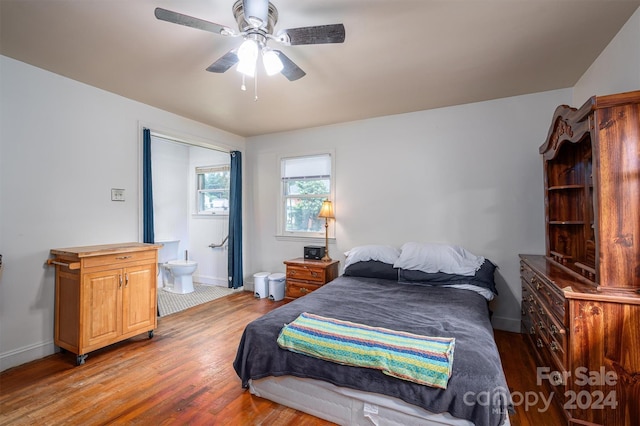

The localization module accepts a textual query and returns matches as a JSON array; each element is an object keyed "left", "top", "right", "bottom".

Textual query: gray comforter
[{"left": 233, "top": 276, "right": 511, "bottom": 426}]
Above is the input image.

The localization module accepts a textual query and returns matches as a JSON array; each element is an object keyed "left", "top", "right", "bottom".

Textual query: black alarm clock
[{"left": 304, "top": 246, "right": 325, "bottom": 260}]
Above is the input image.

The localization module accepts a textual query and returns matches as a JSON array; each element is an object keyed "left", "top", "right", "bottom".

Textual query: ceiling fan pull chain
[{"left": 254, "top": 71, "right": 259, "bottom": 101}]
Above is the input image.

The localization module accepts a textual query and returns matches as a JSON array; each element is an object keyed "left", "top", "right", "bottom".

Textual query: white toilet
[{"left": 158, "top": 240, "right": 198, "bottom": 294}]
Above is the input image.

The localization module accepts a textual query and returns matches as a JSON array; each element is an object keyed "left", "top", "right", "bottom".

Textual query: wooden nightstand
[{"left": 283, "top": 258, "right": 339, "bottom": 299}]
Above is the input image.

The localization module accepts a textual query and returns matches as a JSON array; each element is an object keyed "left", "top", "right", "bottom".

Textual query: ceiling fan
[{"left": 154, "top": 0, "right": 346, "bottom": 82}]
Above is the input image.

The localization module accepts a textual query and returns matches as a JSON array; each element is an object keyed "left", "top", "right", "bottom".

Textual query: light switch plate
[{"left": 111, "top": 188, "right": 125, "bottom": 201}]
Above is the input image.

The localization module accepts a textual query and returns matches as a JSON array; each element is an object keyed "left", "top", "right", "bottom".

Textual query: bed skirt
[{"left": 249, "top": 376, "right": 512, "bottom": 426}]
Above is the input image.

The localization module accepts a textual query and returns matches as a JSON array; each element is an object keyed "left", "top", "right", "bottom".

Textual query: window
[
  {"left": 196, "top": 165, "right": 230, "bottom": 215},
  {"left": 280, "top": 153, "right": 333, "bottom": 237}
]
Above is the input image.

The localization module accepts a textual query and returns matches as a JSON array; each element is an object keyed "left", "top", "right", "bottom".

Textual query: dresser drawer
[
  {"left": 83, "top": 250, "right": 157, "bottom": 269},
  {"left": 521, "top": 260, "right": 568, "bottom": 375},
  {"left": 531, "top": 274, "right": 565, "bottom": 321},
  {"left": 521, "top": 261, "right": 566, "bottom": 322},
  {"left": 286, "top": 280, "right": 322, "bottom": 298},
  {"left": 539, "top": 305, "right": 567, "bottom": 369},
  {"left": 286, "top": 265, "right": 326, "bottom": 283}
]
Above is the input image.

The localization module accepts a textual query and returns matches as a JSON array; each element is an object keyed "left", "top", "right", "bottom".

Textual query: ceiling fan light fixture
[
  {"left": 262, "top": 48, "right": 283, "bottom": 76},
  {"left": 236, "top": 39, "right": 259, "bottom": 76}
]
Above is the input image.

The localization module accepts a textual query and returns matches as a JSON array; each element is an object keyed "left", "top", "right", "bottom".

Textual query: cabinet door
[
  {"left": 82, "top": 269, "right": 122, "bottom": 349},
  {"left": 122, "top": 263, "right": 156, "bottom": 335}
]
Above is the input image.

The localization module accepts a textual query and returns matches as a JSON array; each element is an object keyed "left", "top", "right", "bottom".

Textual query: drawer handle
[
  {"left": 536, "top": 338, "right": 544, "bottom": 348},
  {"left": 550, "top": 324, "right": 559, "bottom": 335},
  {"left": 300, "top": 288, "right": 309, "bottom": 294},
  {"left": 530, "top": 326, "right": 536, "bottom": 335},
  {"left": 529, "top": 295, "right": 534, "bottom": 302},
  {"left": 539, "top": 308, "right": 545, "bottom": 316},
  {"left": 115, "top": 255, "right": 132, "bottom": 260},
  {"left": 119, "top": 274, "right": 123, "bottom": 289},
  {"left": 550, "top": 341, "right": 559, "bottom": 352},
  {"left": 529, "top": 306, "right": 535, "bottom": 314},
  {"left": 289, "top": 270, "right": 297, "bottom": 276},
  {"left": 310, "top": 271, "right": 319, "bottom": 278},
  {"left": 536, "top": 282, "right": 543, "bottom": 290},
  {"left": 550, "top": 371, "right": 564, "bottom": 386},
  {"left": 538, "top": 321, "right": 545, "bottom": 330},
  {"left": 125, "top": 273, "right": 129, "bottom": 288}
]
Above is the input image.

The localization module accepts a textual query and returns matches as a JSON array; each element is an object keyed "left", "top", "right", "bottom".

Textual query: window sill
[
  {"left": 276, "top": 235, "right": 336, "bottom": 243},
  {"left": 192, "top": 213, "right": 229, "bottom": 218}
]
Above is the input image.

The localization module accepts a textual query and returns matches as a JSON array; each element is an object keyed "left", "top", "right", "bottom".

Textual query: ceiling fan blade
[
  {"left": 154, "top": 8, "right": 231, "bottom": 35},
  {"left": 275, "top": 51, "right": 306, "bottom": 81},
  {"left": 277, "top": 24, "right": 345, "bottom": 46},
  {"left": 243, "top": 0, "right": 269, "bottom": 28},
  {"left": 206, "top": 50, "right": 239, "bottom": 73}
]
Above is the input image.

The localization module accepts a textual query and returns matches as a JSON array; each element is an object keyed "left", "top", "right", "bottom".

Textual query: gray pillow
[{"left": 343, "top": 260, "right": 399, "bottom": 281}]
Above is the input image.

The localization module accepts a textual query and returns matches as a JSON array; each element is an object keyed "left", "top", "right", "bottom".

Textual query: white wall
[
  {"left": 573, "top": 6, "right": 640, "bottom": 105},
  {"left": 246, "top": 89, "right": 572, "bottom": 332},
  {"left": 152, "top": 137, "right": 190, "bottom": 249},
  {"left": 0, "top": 56, "right": 244, "bottom": 371}
]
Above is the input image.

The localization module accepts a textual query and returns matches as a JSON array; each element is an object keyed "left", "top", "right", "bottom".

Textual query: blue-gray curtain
[
  {"left": 143, "top": 128, "right": 155, "bottom": 244},
  {"left": 228, "top": 151, "right": 243, "bottom": 289}
]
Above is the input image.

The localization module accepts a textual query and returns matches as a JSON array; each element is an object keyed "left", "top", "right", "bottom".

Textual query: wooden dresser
[
  {"left": 49, "top": 242, "right": 161, "bottom": 365},
  {"left": 520, "top": 91, "right": 640, "bottom": 425},
  {"left": 283, "top": 258, "right": 339, "bottom": 299}
]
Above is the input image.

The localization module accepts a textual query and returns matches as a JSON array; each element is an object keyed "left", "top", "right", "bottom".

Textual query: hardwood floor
[{"left": 1, "top": 292, "right": 564, "bottom": 425}]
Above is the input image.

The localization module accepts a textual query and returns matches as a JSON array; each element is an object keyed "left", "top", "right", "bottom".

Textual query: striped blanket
[{"left": 277, "top": 312, "right": 455, "bottom": 389}]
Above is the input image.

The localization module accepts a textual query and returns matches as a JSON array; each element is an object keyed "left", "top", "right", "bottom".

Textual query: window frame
[
  {"left": 195, "top": 164, "right": 231, "bottom": 216},
  {"left": 277, "top": 151, "right": 335, "bottom": 240}
]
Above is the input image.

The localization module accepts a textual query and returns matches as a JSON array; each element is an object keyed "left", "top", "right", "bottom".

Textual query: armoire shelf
[{"left": 539, "top": 90, "right": 639, "bottom": 291}]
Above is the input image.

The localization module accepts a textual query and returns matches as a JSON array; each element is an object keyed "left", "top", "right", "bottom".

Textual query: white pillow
[
  {"left": 344, "top": 245, "right": 400, "bottom": 269},
  {"left": 393, "top": 242, "right": 484, "bottom": 276}
]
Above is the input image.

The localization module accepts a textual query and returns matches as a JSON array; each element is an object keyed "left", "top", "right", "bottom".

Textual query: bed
[{"left": 234, "top": 243, "right": 513, "bottom": 426}]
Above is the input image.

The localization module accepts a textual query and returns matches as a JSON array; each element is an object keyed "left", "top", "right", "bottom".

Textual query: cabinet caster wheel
[
  {"left": 148, "top": 330, "right": 154, "bottom": 339},
  {"left": 76, "top": 354, "right": 87, "bottom": 366}
]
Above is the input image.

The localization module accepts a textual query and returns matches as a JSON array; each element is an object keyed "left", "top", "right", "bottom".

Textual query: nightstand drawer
[
  {"left": 283, "top": 258, "right": 340, "bottom": 300},
  {"left": 286, "top": 280, "right": 321, "bottom": 298},
  {"left": 286, "top": 265, "right": 325, "bottom": 283}
]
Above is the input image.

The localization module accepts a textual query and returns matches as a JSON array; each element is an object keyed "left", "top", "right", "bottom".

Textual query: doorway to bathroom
[{"left": 149, "top": 133, "right": 231, "bottom": 312}]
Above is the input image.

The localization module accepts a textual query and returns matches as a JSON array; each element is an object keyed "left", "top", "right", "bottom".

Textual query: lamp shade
[
  {"left": 262, "top": 48, "right": 284, "bottom": 76},
  {"left": 237, "top": 39, "right": 258, "bottom": 77},
  {"left": 317, "top": 200, "right": 335, "bottom": 219}
]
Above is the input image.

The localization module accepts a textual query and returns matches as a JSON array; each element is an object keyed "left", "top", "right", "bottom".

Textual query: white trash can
[
  {"left": 268, "top": 272, "right": 286, "bottom": 301},
  {"left": 253, "top": 272, "right": 270, "bottom": 299}
]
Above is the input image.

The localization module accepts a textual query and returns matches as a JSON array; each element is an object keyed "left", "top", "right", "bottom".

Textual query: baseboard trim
[
  {"left": 1, "top": 340, "right": 56, "bottom": 372},
  {"left": 491, "top": 316, "right": 521, "bottom": 333},
  {"left": 193, "top": 274, "right": 227, "bottom": 287}
]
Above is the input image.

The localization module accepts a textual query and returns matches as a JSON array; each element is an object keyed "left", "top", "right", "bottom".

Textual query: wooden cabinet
[
  {"left": 283, "top": 258, "right": 339, "bottom": 299},
  {"left": 521, "top": 90, "right": 640, "bottom": 425},
  {"left": 520, "top": 255, "right": 640, "bottom": 425},
  {"left": 539, "top": 90, "right": 640, "bottom": 292},
  {"left": 49, "top": 243, "right": 160, "bottom": 365}
]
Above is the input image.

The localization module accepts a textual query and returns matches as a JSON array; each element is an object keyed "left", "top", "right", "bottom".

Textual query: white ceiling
[{"left": 1, "top": 0, "right": 638, "bottom": 137}]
